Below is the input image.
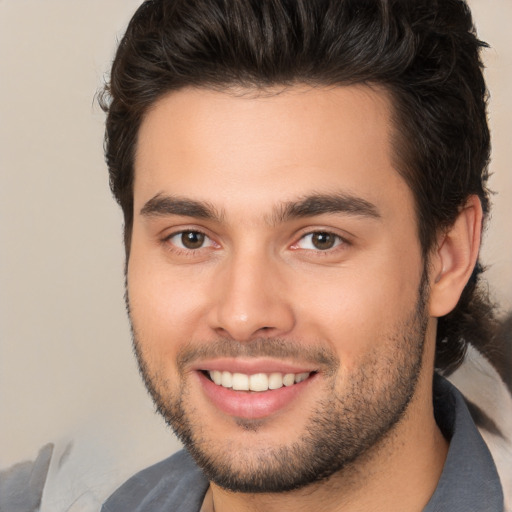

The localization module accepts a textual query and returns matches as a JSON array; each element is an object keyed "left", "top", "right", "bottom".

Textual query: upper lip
[{"left": 190, "top": 357, "right": 318, "bottom": 375}]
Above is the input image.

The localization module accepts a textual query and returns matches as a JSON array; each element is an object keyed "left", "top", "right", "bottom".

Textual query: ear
[{"left": 428, "top": 195, "right": 483, "bottom": 318}]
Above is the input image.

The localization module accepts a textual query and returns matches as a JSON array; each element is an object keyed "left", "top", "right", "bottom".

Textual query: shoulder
[
  {"left": 447, "top": 344, "right": 512, "bottom": 510},
  {"left": 101, "top": 449, "right": 209, "bottom": 512},
  {"left": 425, "top": 374, "right": 505, "bottom": 511}
]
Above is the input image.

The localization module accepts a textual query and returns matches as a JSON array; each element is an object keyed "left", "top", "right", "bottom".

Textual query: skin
[{"left": 128, "top": 85, "right": 482, "bottom": 511}]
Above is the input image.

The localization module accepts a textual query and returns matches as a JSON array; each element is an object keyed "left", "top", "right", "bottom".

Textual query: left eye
[
  {"left": 167, "top": 230, "right": 214, "bottom": 250},
  {"left": 295, "top": 232, "right": 344, "bottom": 251}
]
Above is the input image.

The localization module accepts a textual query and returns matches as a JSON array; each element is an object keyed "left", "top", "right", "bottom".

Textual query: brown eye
[
  {"left": 166, "top": 230, "right": 217, "bottom": 253},
  {"left": 180, "top": 231, "right": 206, "bottom": 249},
  {"left": 311, "top": 232, "right": 337, "bottom": 250},
  {"left": 294, "top": 231, "right": 344, "bottom": 251}
]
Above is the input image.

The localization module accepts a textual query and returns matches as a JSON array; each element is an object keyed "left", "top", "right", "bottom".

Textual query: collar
[{"left": 423, "top": 374, "right": 503, "bottom": 511}]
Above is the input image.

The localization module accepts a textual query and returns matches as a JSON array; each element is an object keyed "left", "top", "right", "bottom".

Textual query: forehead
[{"left": 133, "top": 85, "right": 413, "bottom": 220}]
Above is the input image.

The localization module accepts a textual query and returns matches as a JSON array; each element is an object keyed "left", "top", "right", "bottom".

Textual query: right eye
[{"left": 166, "top": 230, "right": 215, "bottom": 250}]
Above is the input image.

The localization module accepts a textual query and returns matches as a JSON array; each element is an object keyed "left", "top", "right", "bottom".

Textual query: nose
[{"left": 207, "top": 250, "right": 295, "bottom": 342}]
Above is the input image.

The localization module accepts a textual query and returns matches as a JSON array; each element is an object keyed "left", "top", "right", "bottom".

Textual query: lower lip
[{"left": 197, "top": 371, "right": 316, "bottom": 420}]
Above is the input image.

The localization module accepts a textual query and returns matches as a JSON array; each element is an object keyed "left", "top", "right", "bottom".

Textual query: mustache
[{"left": 176, "top": 337, "right": 340, "bottom": 374}]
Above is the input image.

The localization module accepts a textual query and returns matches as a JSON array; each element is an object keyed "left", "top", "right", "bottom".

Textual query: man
[{"left": 100, "top": 0, "right": 505, "bottom": 510}]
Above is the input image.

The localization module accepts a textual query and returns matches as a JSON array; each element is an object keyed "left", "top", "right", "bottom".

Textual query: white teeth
[
  {"left": 282, "top": 373, "right": 295, "bottom": 387},
  {"left": 249, "top": 373, "right": 269, "bottom": 392},
  {"left": 295, "top": 372, "right": 309, "bottom": 383},
  {"left": 207, "top": 370, "right": 311, "bottom": 392},
  {"left": 211, "top": 370, "right": 222, "bottom": 385},
  {"left": 232, "top": 373, "right": 249, "bottom": 391},
  {"left": 221, "top": 371, "right": 233, "bottom": 388},
  {"left": 268, "top": 372, "right": 284, "bottom": 390}
]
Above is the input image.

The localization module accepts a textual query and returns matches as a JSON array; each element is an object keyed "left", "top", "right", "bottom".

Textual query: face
[{"left": 128, "top": 85, "right": 431, "bottom": 492}]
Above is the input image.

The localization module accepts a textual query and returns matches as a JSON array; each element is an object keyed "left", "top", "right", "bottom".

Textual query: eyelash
[
  {"left": 290, "top": 231, "right": 348, "bottom": 253},
  {"left": 162, "top": 229, "right": 218, "bottom": 256},
  {"left": 161, "top": 229, "right": 349, "bottom": 256}
]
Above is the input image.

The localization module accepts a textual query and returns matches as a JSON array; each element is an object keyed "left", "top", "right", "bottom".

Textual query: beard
[{"left": 130, "top": 278, "right": 429, "bottom": 494}]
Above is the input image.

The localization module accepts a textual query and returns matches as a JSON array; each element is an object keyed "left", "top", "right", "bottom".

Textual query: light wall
[
  {"left": 0, "top": 0, "right": 510, "bottom": 492},
  {"left": 0, "top": 0, "right": 179, "bottom": 473}
]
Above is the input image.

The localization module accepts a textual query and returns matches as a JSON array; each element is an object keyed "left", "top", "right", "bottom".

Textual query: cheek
[
  {"left": 295, "top": 257, "right": 423, "bottom": 367},
  {"left": 126, "top": 250, "right": 210, "bottom": 369}
]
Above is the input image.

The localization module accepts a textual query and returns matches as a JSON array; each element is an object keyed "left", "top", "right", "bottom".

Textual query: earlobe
[{"left": 428, "top": 195, "right": 483, "bottom": 317}]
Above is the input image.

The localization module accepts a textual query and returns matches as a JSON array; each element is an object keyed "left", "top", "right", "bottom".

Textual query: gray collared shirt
[
  {"left": 102, "top": 375, "right": 504, "bottom": 511},
  {"left": 423, "top": 375, "right": 503, "bottom": 511}
]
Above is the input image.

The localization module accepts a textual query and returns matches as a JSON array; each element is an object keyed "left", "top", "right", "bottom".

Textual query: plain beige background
[{"left": 0, "top": 0, "right": 510, "bottom": 502}]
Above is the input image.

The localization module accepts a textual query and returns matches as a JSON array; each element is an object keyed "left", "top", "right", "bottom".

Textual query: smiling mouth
[{"left": 203, "top": 370, "right": 316, "bottom": 392}]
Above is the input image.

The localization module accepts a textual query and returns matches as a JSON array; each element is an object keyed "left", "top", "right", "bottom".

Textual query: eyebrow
[
  {"left": 272, "top": 193, "right": 381, "bottom": 224},
  {"left": 140, "top": 194, "right": 223, "bottom": 222},
  {"left": 139, "top": 192, "right": 380, "bottom": 224}
]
